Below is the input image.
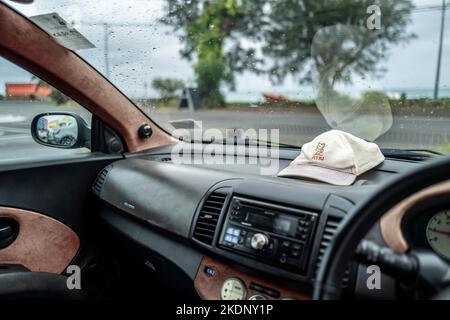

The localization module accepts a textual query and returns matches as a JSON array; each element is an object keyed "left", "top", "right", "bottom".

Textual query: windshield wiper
[
  {"left": 381, "top": 148, "right": 444, "bottom": 161},
  {"left": 240, "top": 138, "right": 301, "bottom": 149},
  {"left": 195, "top": 138, "right": 301, "bottom": 149}
]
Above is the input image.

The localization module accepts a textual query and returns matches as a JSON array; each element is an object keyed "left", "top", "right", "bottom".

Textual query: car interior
[{"left": 1, "top": 1, "right": 450, "bottom": 302}]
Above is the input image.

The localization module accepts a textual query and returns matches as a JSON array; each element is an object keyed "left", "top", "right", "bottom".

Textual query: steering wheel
[{"left": 314, "top": 156, "right": 450, "bottom": 300}]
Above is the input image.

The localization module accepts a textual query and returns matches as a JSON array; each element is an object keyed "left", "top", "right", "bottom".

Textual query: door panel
[
  {"left": 0, "top": 155, "right": 119, "bottom": 275},
  {"left": 0, "top": 155, "right": 118, "bottom": 234},
  {"left": 0, "top": 207, "right": 79, "bottom": 274}
]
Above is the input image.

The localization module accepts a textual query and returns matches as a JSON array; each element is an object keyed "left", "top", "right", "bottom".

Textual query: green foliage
[
  {"left": 151, "top": 78, "right": 185, "bottom": 99},
  {"left": 360, "top": 90, "right": 390, "bottom": 108},
  {"left": 188, "top": 1, "right": 242, "bottom": 107},
  {"left": 399, "top": 92, "right": 408, "bottom": 107},
  {"left": 195, "top": 59, "right": 226, "bottom": 108},
  {"left": 162, "top": 0, "right": 262, "bottom": 108},
  {"left": 162, "top": 0, "right": 415, "bottom": 107},
  {"left": 437, "top": 143, "right": 450, "bottom": 154},
  {"left": 389, "top": 98, "right": 450, "bottom": 109},
  {"left": 50, "top": 89, "right": 70, "bottom": 105},
  {"left": 323, "top": 90, "right": 355, "bottom": 109},
  {"left": 260, "top": 0, "right": 415, "bottom": 86}
]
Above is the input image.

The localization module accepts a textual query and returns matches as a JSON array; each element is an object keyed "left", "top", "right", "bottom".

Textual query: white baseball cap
[{"left": 277, "top": 130, "right": 384, "bottom": 186}]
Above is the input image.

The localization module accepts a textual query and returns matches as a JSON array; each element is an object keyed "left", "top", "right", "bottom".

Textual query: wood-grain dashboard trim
[
  {"left": 0, "top": 207, "right": 80, "bottom": 274},
  {"left": 194, "top": 256, "right": 310, "bottom": 300},
  {"left": 380, "top": 180, "right": 450, "bottom": 253}
]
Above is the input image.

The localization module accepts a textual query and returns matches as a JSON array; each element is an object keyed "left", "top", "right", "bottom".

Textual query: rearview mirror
[{"left": 31, "top": 113, "right": 90, "bottom": 149}]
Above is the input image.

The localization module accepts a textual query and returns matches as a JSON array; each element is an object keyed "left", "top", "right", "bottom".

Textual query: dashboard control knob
[{"left": 251, "top": 233, "right": 269, "bottom": 250}]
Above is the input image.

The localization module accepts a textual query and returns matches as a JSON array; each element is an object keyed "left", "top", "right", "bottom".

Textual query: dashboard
[{"left": 91, "top": 144, "right": 449, "bottom": 300}]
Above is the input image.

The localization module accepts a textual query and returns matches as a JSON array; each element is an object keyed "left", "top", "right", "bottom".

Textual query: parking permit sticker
[{"left": 29, "top": 12, "right": 95, "bottom": 51}]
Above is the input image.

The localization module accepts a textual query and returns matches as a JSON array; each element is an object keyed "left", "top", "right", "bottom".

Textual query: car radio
[{"left": 218, "top": 197, "right": 318, "bottom": 274}]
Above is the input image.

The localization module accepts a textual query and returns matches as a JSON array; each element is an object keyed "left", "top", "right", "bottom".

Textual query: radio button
[
  {"left": 291, "top": 251, "right": 300, "bottom": 257},
  {"left": 293, "top": 243, "right": 301, "bottom": 250},
  {"left": 224, "top": 241, "right": 234, "bottom": 248},
  {"left": 281, "top": 241, "right": 290, "bottom": 248},
  {"left": 250, "top": 233, "right": 269, "bottom": 251},
  {"left": 263, "top": 288, "right": 280, "bottom": 298}
]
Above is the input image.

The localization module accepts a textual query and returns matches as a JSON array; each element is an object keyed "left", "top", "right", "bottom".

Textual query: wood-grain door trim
[{"left": 0, "top": 207, "right": 80, "bottom": 274}]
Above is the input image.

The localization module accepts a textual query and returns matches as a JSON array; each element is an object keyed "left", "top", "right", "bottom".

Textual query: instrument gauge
[
  {"left": 426, "top": 210, "right": 450, "bottom": 260},
  {"left": 221, "top": 278, "right": 247, "bottom": 300}
]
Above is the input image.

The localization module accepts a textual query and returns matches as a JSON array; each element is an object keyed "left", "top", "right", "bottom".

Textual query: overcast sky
[{"left": 1, "top": 0, "right": 449, "bottom": 100}]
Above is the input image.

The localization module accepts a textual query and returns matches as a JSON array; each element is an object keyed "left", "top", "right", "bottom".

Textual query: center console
[{"left": 218, "top": 197, "right": 318, "bottom": 275}]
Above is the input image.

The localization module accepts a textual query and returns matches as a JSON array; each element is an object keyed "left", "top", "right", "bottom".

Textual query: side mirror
[{"left": 31, "top": 112, "right": 90, "bottom": 149}]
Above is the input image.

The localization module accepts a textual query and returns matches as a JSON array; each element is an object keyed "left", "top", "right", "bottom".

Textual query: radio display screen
[{"left": 243, "top": 205, "right": 295, "bottom": 235}]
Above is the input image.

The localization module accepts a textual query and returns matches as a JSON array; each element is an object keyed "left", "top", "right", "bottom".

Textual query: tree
[
  {"left": 151, "top": 78, "right": 185, "bottom": 99},
  {"left": 258, "top": 0, "right": 415, "bottom": 87},
  {"left": 161, "top": 0, "right": 264, "bottom": 108},
  {"left": 162, "top": 0, "right": 414, "bottom": 106}
]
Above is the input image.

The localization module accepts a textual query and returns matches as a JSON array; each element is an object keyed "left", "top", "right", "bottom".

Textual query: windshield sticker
[{"left": 29, "top": 12, "right": 95, "bottom": 51}]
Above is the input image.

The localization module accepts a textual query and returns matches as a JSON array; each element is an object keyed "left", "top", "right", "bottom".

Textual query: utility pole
[
  {"left": 434, "top": 0, "right": 446, "bottom": 100},
  {"left": 144, "top": 82, "right": 148, "bottom": 99},
  {"left": 104, "top": 23, "right": 110, "bottom": 79}
]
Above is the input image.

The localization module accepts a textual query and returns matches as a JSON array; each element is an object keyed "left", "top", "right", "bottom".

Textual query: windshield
[{"left": 6, "top": 0, "right": 450, "bottom": 152}]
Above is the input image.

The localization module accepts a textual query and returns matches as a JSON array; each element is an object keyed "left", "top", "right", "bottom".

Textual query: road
[
  {"left": 147, "top": 107, "right": 450, "bottom": 150},
  {"left": 0, "top": 100, "right": 449, "bottom": 163}
]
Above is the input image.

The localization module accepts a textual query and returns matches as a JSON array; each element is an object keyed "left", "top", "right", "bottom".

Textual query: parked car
[{"left": 46, "top": 116, "right": 78, "bottom": 146}]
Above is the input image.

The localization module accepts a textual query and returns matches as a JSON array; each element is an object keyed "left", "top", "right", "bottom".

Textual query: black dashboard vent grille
[
  {"left": 92, "top": 165, "right": 113, "bottom": 196},
  {"left": 193, "top": 192, "right": 227, "bottom": 245},
  {"left": 314, "top": 214, "right": 343, "bottom": 279},
  {"left": 341, "top": 266, "right": 352, "bottom": 289}
]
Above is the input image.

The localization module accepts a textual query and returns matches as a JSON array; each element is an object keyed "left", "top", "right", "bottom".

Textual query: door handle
[
  {"left": 0, "top": 218, "right": 19, "bottom": 250},
  {"left": 0, "top": 224, "right": 12, "bottom": 241}
]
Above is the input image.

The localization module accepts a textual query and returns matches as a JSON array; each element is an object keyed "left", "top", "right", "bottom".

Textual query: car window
[
  {"left": 0, "top": 56, "right": 92, "bottom": 163},
  {"left": 9, "top": 0, "right": 450, "bottom": 153}
]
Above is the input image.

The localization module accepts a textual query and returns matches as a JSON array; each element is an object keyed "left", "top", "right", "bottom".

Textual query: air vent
[
  {"left": 193, "top": 192, "right": 227, "bottom": 245},
  {"left": 92, "top": 165, "right": 113, "bottom": 196},
  {"left": 160, "top": 157, "right": 172, "bottom": 162},
  {"left": 315, "top": 214, "right": 343, "bottom": 278},
  {"left": 314, "top": 213, "right": 352, "bottom": 288}
]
